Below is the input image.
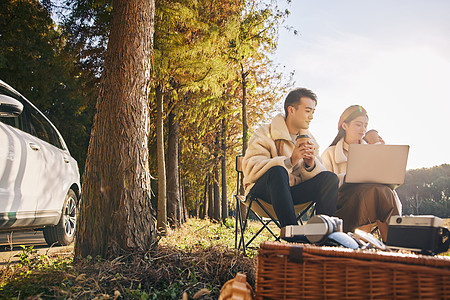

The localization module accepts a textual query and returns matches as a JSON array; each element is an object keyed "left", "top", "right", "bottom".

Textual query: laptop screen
[{"left": 345, "top": 144, "right": 409, "bottom": 186}]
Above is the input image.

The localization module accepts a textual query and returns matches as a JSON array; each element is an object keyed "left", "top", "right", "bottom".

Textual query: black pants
[{"left": 249, "top": 166, "right": 338, "bottom": 227}]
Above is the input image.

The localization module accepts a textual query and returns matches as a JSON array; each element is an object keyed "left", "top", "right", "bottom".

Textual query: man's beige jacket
[{"left": 242, "top": 114, "right": 327, "bottom": 195}]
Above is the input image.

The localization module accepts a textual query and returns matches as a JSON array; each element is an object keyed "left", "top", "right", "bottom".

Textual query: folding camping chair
[{"left": 234, "top": 156, "right": 315, "bottom": 254}]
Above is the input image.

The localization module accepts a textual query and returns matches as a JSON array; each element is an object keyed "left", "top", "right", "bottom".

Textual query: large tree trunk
[
  {"left": 76, "top": 0, "right": 156, "bottom": 258},
  {"left": 221, "top": 114, "right": 228, "bottom": 223},
  {"left": 167, "top": 104, "right": 181, "bottom": 227},
  {"left": 156, "top": 84, "right": 167, "bottom": 234}
]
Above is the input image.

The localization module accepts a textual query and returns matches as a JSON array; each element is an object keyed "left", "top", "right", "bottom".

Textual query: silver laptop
[{"left": 345, "top": 144, "right": 409, "bottom": 187}]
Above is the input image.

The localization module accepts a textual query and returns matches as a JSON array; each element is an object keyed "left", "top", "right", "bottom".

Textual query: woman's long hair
[{"left": 330, "top": 105, "right": 368, "bottom": 146}]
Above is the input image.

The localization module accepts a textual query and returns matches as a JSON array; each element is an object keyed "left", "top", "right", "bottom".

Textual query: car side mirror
[{"left": 0, "top": 94, "right": 23, "bottom": 117}]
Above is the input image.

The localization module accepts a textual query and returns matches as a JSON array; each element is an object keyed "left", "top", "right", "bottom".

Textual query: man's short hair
[{"left": 284, "top": 88, "right": 317, "bottom": 117}]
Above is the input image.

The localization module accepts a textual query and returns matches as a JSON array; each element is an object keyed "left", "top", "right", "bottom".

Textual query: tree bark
[
  {"left": 167, "top": 103, "right": 181, "bottom": 227},
  {"left": 156, "top": 84, "right": 167, "bottom": 234},
  {"left": 75, "top": 0, "right": 156, "bottom": 258}
]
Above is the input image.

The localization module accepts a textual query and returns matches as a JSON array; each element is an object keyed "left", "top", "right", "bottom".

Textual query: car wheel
[{"left": 43, "top": 189, "right": 78, "bottom": 246}]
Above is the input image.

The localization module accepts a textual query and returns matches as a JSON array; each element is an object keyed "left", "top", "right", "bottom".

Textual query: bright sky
[{"left": 272, "top": 0, "right": 450, "bottom": 170}]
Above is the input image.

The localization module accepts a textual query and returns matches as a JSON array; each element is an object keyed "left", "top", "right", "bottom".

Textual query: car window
[
  {"left": 25, "top": 102, "right": 63, "bottom": 149},
  {"left": 0, "top": 115, "right": 22, "bottom": 128},
  {"left": 49, "top": 125, "right": 63, "bottom": 149},
  {"left": 28, "top": 106, "right": 51, "bottom": 143},
  {"left": 0, "top": 85, "right": 64, "bottom": 149}
]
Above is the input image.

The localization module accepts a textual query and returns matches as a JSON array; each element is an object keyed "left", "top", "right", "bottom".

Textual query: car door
[
  {"left": 0, "top": 96, "right": 44, "bottom": 227},
  {"left": 23, "top": 102, "right": 69, "bottom": 225}
]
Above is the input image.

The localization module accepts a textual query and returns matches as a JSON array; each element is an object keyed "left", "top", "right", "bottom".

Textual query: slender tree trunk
[
  {"left": 197, "top": 177, "right": 208, "bottom": 219},
  {"left": 199, "top": 176, "right": 208, "bottom": 218},
  {"left": 208, "top": 175, "right": 214, "bottom": 219},
  {"left": 213, "top": 160, "right": 221, "bottom": 221},
  {"left": 75, "top": 0, "right": 156, "bottom": 258},
  {"left": 167, "top": 103, "right": 180, "bottom": 227},
  {"left": 221, "top": 114, "right": 228, "bottom": 223},
  {"left": 241, "top": 63, "right": 249, "bottom": 155},
  {"left": 181, "top": 183, "right": 187, "bottom": 222},
  {"left": 194, "top": 184, "right": 200, "bottom": 218},
  {"left": 240, "top": 63, "right": 249, "bottom": 218},
  {"left": 156, "top": 84, "right": 167, "bottom": 234},
  {"left": 178, "top": 152, "right": 186, "bottom": 223},
  {"left": 180, "top": 183, "right": 185, "bottom": 220}
]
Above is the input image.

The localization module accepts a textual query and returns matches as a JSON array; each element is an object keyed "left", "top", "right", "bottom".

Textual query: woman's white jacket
[{"left": 321, "top": 138, "right": 349, "bottom": 187}]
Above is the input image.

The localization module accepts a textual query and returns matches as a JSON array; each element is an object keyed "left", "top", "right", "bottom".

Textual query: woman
[{"left": 321, "top": 105, "right": 401, "bottom": 241}]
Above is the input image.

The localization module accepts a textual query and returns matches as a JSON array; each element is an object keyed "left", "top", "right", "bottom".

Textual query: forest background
[{"left": 1, "top": 0, "right": 449, "bottom": 235}]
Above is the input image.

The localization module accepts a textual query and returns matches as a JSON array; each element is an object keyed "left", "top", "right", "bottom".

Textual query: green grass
[{"left": 160, "top": 217, "right": 278, "bottom": 255}]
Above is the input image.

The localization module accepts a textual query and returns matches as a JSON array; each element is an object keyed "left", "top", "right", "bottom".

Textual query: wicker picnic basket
[{"left": 256, "top": 241, "right": 450, "bottom": 299}]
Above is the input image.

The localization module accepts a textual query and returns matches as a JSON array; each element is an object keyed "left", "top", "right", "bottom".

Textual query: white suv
[{"left": 0, "top": 80, "right": 81, "bottom": 246}]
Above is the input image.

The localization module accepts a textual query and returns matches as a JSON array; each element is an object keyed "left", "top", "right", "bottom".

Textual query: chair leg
[
  {"left": 239, "top": 198, "right": 256, "bottom": 254},
  {"left": 235, "top": 195, "right": 246, "bottom": 254},
  {"left": 234, "top": 197, "right": 239, "bottom": 249}
]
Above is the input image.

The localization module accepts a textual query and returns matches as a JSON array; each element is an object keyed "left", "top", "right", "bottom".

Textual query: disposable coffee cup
[{"left": 296, "top": 134, "right": 311, "bottom": 146}]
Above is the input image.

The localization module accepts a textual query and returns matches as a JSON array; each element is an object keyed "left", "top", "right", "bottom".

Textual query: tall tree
[
  {"left": 221, "top": 105, "right": 229, "bottom": 222},
  {"left": 207, "top": 174, "right": 214, "bottom": 219},
  {"left": 75, "top": 0, "right": 156, "bottom": 258},
  {"left": 167, "top": 99, "right": 181, "bottom": 227},
  {"left": 155, "top": 84, "right": 167, "bottom": 234},
  {"left": 213, "top": 157, "right": 221, "bottom": 220},
  {"left": 240, "top": 64, "right": 250, "bottom": 154}
]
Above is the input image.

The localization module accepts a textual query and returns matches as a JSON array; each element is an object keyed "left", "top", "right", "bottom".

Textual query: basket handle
[{"left": 289, "top": 245, "right": 304, "bottom": 263}]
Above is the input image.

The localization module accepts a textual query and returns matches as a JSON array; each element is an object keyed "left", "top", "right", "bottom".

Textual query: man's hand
[
  {"left": 302, "top": 141, "right": 315, "bottom": 167},
  {"left": 291, "top": 139, "right": 315, "bottom": 167}
]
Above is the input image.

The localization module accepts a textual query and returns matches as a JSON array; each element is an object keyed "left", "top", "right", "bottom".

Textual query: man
[{"left": 242, "top": 88, "right": 338, "bottom": 227}]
